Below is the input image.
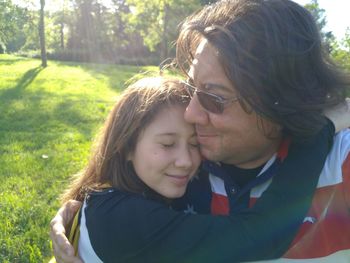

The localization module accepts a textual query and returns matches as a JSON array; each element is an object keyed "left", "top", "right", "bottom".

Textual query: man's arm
[
  {"left": 325, "top": 98, "right": 350, "bottom": 132},
  {"left": 50, "top": 121, "right": 334, "bottom": 262},
  {"left": 50, "top": 200, "right": 83, "bottom": 263}
]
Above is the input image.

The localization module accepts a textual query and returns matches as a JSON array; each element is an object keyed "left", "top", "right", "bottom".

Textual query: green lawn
[{"left": 0, "top": 54, "right": 158, "bottom": 262}]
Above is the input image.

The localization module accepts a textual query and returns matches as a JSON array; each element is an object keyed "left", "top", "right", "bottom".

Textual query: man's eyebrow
[
  {"left": 187, "top": 77, "right": 234, "bottom": 94},
  {"left": 202, "top": 83, "right": 235, "bottom": 95}
]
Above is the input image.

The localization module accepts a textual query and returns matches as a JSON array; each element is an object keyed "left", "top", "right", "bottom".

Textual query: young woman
[{"left": 55, "top": 76, "right": 338, "bottom": 263}]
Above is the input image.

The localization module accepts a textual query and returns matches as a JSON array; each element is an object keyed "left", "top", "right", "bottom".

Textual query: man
[{"left": 51, "top": 0, "right": 350, "bottom": 262}]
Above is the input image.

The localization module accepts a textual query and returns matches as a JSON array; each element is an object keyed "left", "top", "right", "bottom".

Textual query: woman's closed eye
[
  {"left": 189, "top": 138, "right": 199, "bottom": 148},
  {"left": 161, "top": 142, "right": 175, "bottom": 148}
]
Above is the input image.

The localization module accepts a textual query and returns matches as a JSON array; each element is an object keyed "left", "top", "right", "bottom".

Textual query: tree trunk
[
  {"left": 60, "top": 21, "right": 64, "bottom": 49},
  {"left": 160, "top": 3, "right": 169, "bottom": 63},
  {"left": 39, "top": 0, "right": 47, "bottom": 67}
]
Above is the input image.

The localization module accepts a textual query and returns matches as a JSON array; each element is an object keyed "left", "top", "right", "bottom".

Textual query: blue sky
[{"left": 293, "top": 0, "right": 350, "bottom": 40}]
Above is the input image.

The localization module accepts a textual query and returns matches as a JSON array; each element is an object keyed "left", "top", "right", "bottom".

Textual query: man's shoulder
[
  {"left": 317, "top": 128, "right": 350, "bottom": 187},
  {"left": 329, "top": 128, "right": 350, "bottom": 162}
]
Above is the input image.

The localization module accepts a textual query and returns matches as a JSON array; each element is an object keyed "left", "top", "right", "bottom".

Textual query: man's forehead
[
  {"left": 188, "top": 40, "right": 207, "bottom": 77},
  {"left": 189, "top": 39, "right": 213, "bottom": 77},
  {"left": 194, "top": 38, "right": 209, "bottom": 56},
  {"left": 192, "top": 39, "right": 219, "bottom": 63},
  {"left": 188, "top": 39, "right": 222, "bottom": 80}
]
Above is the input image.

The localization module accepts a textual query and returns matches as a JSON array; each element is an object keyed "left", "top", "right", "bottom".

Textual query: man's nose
[{"left": 184, "top": 95, "right": 209, "bottom": 125}]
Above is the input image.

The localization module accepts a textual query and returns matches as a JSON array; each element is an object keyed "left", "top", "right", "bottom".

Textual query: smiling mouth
[
  {"left": 196, "top": 129, "right": 218, "bottom": 137},
  {"left": 198, "top": 134, "right": 216, "bottom": 137},
  {"left": 166, "top": 174, "right": 189, "bottom": 179},
  {"left": 166, "top": 174, "right": 190, "bottom": 185},
  {"left": 197, "top": 134, "right": 217, "bottom": 145}
]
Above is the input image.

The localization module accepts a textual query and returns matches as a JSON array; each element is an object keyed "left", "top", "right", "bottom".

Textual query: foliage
[
  {"left": 0, "top": 54, "right": 159, "bottom": 262},
  {"left": 304, "top": 0, "right": 335, "bottom": 53},
  {"left": 0, "top": 39, "right": 6, "bottom": 53},
  {"left": 1, "top": 0, "right": 349, "bottom": 67},
  {"left": 301, "top": 0, "right": 350, "bottom": 73},
  {"left": 19, "top": 11, "right": 40, "bottom": 51},
  {"left": 199, "top": 0, "right": 218, "bottom": 4},
  {"left": 125, "top": 0, "right": 201, "bottom": 60},
  {"left": 1, "top": 0, "right": 205, "bottom": 64},
  {"left": 0, "top": 0, "right": 29, "bottom": 51},
  {"left": 331, "top": 28, "right": 350, "bottom": 70}
]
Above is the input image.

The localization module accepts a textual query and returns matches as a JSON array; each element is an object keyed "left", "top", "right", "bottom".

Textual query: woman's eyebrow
[{"left": 155, "top": 132, "right": 177, "bottom": 137}]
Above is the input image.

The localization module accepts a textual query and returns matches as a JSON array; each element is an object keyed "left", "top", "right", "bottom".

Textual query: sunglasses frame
[{"left": 182, "top": 81, "right": 240, "bottom": 114}]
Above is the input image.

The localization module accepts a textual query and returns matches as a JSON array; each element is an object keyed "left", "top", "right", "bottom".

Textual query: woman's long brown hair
[{"left": 61, "top": 76, "right": 189, "bottom": 203}]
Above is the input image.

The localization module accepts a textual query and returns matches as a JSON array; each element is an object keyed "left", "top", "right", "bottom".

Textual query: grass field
[{"left": 0, "top": 54, "right": 158, "bottom": 262}]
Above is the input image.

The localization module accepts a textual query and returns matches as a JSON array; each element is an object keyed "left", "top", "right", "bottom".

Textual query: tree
[
  {"left": 2, "top": 0, "right": 205, "bottom": 64},
  {"left": 0, "top": 0, "right": 15, "bottom": 45},
  {"left": 39, "top": 0, "right": 47, "bottom": 67},
  {"left": 331, "top": 28, "right": 350, "bottom": 70},
  {"left": 199, "top": 0, "right": 218, "bottom": 5},
  {"left": 304, "top": 0, "right": 334, "bottom": 53},
  {"left": 0, "top": 0, "right": 28, "bottom": 52},
  {"left": 125, "top": 0, "right": 201, "bottom": 62},
  {"left": 51, "top": 2, "right": 70, "bottom": 50},
  {"left": 66, "top": 0, "right": 108, "bottom": 61}
]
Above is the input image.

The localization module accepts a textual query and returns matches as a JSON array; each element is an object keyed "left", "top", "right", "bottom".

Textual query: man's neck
[{"left": 225, "top": 137, "right": 283, "bottom": 169}]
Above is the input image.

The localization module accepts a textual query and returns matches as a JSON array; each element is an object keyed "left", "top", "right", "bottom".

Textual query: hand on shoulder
[{"left": 50, "top": 200, "right": 83, "bottom": 263}]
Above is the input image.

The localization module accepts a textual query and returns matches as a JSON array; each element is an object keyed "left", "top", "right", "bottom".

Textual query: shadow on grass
[
  {"left": 77, "top": 63, "right": 143, "bottom": 92},
  {"left": 0, "top": 58, "right": 25, "bottom": 65},
  {"left": 0, "top": 60, "right": 153, "bottom": 149},
  {"left": 0, "top": 61, "right": 112, "bottom": 143},
  {"left": 0, "top": 66, "right": 43, "bottom": 100},
  {"left": 0, "top": 86, "right": 108, "bottom": 147},
  {"left": 16, "top": 66, "right": 43, "bottom": 88}
]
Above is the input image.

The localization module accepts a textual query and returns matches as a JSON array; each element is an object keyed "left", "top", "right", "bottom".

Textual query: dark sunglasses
[{"left": 182, "top": 81, "right": 240, "bottom": 114}]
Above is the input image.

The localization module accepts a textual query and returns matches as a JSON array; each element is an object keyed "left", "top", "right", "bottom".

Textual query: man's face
[{"left": 184, "top": 39, "right": 282, "bottom": 168}]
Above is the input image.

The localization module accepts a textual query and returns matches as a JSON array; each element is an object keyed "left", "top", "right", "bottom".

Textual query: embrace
[{"left": 51, "top": 0, "right": 350, "bottom": 262}]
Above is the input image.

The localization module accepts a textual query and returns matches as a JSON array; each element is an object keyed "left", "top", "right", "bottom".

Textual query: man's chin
[{"left": 199, "top": 147, "right": 220, "bottom": 162}]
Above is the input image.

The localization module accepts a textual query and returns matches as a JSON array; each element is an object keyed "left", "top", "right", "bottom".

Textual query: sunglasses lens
[
  {"left": 184, "top": 82, "right": 223, "bottom": 114},
  {"left": 197, "top": 92, "right": 223, "bottom": 114}
]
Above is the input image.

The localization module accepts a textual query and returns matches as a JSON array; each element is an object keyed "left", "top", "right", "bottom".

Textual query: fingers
[
  {"left": 63, "top": 200, "right": 83, "bottom": 222},
  {"left": 50, "top": 215, "right": 78, "bottom": 263},
  {"left": 50, "top": 200, "right": 83, "bottom": 263}
]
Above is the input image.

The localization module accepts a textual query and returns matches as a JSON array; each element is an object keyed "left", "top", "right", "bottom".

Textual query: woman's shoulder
[
  {"left": 81, "top": 189, "right": 151, "bottom": 261},
  {"left": 82, "top": 188, "right": 183, "bottom": 262},
  {"left": 85, "top": 188, "right": 173, "bottom": 228},
  {"left": 86, "top": 188, "right": 165, "bottom": 211}
]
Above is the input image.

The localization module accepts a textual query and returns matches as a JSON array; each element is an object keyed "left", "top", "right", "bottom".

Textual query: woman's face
[{"left": 129, "top": 105, "right": 201, "bottom": 199}]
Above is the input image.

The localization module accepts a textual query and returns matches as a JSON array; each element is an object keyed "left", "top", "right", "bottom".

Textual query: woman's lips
[{"left": 166, "top": 174, "right": 190, "bottom": 186}]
